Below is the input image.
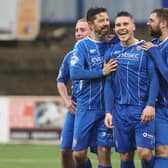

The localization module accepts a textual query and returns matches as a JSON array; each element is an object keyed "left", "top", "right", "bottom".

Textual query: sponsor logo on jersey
[
  {"left": 143, "top": 132, "right": 154, "bottom": 139},
  {"left": 117, "top": 52, "right": 139, "bottom": 60},
  {"left": 91, "top": 56, "right": 103, "bottom": 64},
  {"left": 143, "top": 132, "right": 155, "bottom": 145}
]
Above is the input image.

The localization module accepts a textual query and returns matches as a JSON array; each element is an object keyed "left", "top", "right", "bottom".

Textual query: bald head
[{"left": 75, "top": 19, "right": 91, "bottom": 41}]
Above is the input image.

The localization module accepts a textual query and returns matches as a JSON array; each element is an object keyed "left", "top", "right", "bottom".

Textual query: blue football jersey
[
  {"left": 151, "top": 38, "right": 168, "bottom": 106},
  {"left": 56, "top": 50, "right": 78, "bottom": 102},
  {"left": 70, "top": 36, "right": 117, "bottom": 110},
  {"left": 104, "top": 40, "right": 159, "bottom": 112}
]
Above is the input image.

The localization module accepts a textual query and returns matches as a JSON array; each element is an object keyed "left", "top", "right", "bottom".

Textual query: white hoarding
[{"left": 0, "top": 97, "right": 9, "bottom": 143}]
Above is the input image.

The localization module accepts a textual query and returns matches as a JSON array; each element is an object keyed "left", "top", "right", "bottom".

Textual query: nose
[
  {"left": 119, "top": 24, "right": 125, "bottom": 29},
  {"left": 104, "top": 20, "right": 109, "bottom": 25},
  {"left": 75, "top": 30, "right": 81, "bottom": 36},
  {"left": 147, "top": 19, "right": 151, "bottom": 26}
]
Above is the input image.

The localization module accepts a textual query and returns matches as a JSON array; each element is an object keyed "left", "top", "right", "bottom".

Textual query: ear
[
  {"left": 133, "top": 23, "right": 136, "bottom": 31},
  {"left": 87, "top": 21, "right": 93, "bottom": 30},
  {"left": 160, "top": 20, "right": 167, "bottom": 29}
]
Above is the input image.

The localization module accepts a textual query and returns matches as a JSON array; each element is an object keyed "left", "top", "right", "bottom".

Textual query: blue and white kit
[{"left": 104, "top": 40, "right": 159, "bottom": 152}]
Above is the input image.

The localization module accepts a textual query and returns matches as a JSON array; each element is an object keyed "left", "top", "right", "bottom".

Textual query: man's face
[
  {"left": 92, "top": 12, "right": 110, "bottom": 39},
  {"left": 147, "top": 12, "right": 162, "bottom": 38},
  {"left": 114, "top": 16, "right": 135, "bottom": 43},
  {"left": 75, "top": 21, "right": 91, "bottom": 41}
]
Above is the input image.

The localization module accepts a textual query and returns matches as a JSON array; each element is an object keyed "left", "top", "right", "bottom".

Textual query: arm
[
  {"left": 70, "top": 58, "right": 102, "bottom": 80},
  {"left": 141, "top": 56, "right": 159, "bottom": 123},
  {"left": 148, "top": 47, "right": 168, "bottom": 82},
  {"left": 70, "top": 42, "right": 117, "bottom": 80},
  {"left": 146, "top": 56, "right": 159, "bottom": 107},
  {"left": 57, "top": 83, "right": 76, "bottom": 115},
  {"left": 56, "top": 52, "right": 76, "bottom": 114},
  {"left": 141, "top": 42, "right": 168, "bottom": 82},
  {"left": 70, "top": 58, "right": 117, "bottom": 80},
  {"left": 104, "top": 74, "right": 115, "bottom": 128}
]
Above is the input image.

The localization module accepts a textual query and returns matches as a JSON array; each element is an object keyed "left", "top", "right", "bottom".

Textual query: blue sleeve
[
  {"left": 147, "top": 46, "right": 168, "bottom": 83},
  {"left": 56, "top": 51, "right": 71, "bottom": 84},
  {"left": 70, "top": 42, "right": 103, "bottom": 80},
  {"left": 104, "top": 44, "right": 117, "bottom": 62},
  {"left": 146, "top": 55, "right": 159, "bottom": 106},
  {"left": 104, "top": 74, "right": 114, "bottom": 114},
  {"left": 70, "top": 63, "right": 102, "bottom": 79},
  {"left": 104, "top": 48, "right": 112, "bottom": 62}
]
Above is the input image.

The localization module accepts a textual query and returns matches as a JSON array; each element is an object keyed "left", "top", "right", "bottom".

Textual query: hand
[
  {"left": 102, "top": 59, "right": 117, "bottom": 75},
  {"left": 64, "top": 99, "right": 76, "bottom": 115},
  {"left": 104, "top": 113, "right": 114, "bottom": 128},
  {"left": 141, "top": 105, "right": 155, "bottom": 124},
  {"left": 141, "top": 42, "right": 155, "bottom": 51}
]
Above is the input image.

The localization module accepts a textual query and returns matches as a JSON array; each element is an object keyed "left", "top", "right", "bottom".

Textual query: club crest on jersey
[
  {"left": 90, "top": 48, "right": 96, "bottom": 54},
  {"left": 114, "top": 50, "right": 121, "bottom": 55},
  {"left": 70, "top": 55, "right": 79, "bottom": 66}
]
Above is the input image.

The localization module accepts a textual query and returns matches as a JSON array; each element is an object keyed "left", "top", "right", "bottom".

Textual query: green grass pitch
[{"left": 0, "top": 144, "right": 141, "bottom": 168}]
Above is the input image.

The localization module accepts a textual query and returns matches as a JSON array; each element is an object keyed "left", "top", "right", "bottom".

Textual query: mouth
[
  {"left": 117, "top": 31, "right": 128, "bottom": 38},
  {"left": 102, "top": 26, "right": 109, "bottom": 30},
  {"left": 101, "top": 28, "right": 109, "bottom": 35}
]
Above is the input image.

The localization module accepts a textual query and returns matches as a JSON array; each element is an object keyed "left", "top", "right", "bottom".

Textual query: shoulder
[
  {"left": 74, "top": 37, "right": 90, "bottom": 47},
  {"left": 62, "top": 50, "right": 73, "bottom": 63},
  {"left": 105, "top": 43, "right": 120, "bottom": 61},
  {"left": 108, "top": 35, "right": 120, "bottom": 45}
]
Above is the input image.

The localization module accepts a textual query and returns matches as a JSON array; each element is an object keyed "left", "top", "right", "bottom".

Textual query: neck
[
  {"left": 121, "top": 37, "right": 139, "bottom": 46},
  {"left": 159, "top": 30, "right": 168, "bottom": 42},
  {"left": 90, "top": 32, "right": 106, "bottom": 42}
]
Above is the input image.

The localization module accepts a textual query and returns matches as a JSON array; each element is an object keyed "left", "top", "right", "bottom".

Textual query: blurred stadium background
[{"left": 0, "top": 0, "right": 167, "bottom": 167}]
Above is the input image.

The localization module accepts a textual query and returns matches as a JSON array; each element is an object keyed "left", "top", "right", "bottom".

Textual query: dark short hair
[
  {"left": 86, "top": 7, "right": 108, "bottom": 23},
  {"left": 152, "top": 8, "right": 168, "bottom": 23},
  {"left": 115, "top": 11, "right": 134, "bottom": 20}
]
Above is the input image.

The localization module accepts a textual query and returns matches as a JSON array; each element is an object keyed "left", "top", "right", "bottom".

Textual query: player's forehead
[
  {"left": 94, "top": 12, "right": 109, "bottom": 21},
  {"left": 149, "top": 12, "right": 158, "bottom": 21},
  {"left": 75, "top": 21, "right": 89, "bottom": 29},
  {"left": 115, "top": 16, "right": 131, "bottom": 23}
]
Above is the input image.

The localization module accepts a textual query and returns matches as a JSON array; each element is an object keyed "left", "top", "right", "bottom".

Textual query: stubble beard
[
  {"left": 96, "top": 29, "right": 109, "bottom": 41},
  {"left": 150, "top": 27, "right": 162, "bottom": 38}
]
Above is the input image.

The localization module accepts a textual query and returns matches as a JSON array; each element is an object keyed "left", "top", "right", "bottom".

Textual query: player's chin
[
  {"left": 118, "top": 35, "right": 127, "bottom": 41},
  {"left": 101, "top": 31, "right": 109, "bottom": 37}
]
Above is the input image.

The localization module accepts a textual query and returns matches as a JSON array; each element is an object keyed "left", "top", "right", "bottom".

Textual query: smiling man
[
  {"left": 70, "top": 7, "right": 118, "bottom": 168},
  {"left": 104, "top": 11, "right": 159, "bottom": 168},
  {"left": 141, "top": 8, "right": 168, "bottom": 168}
]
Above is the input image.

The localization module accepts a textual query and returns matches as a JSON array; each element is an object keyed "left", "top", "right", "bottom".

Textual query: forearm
[
  {"left": 70, "top": 67, "right": 102, "bottom": 80},
  {"left": 70, "top": 59, "right": 117, "bottom": 80},
  {"left": 147, "top": 79, "right": 159, "bottom": 106},
  {"left": 104, "top": 75, "right": 114, "bottom": 114},
  {"left": 57, "top": 83, "right": 70, "bottom": 103},
  {"left": 147, "top": 69, "right": 159, "bottom": 106}
]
